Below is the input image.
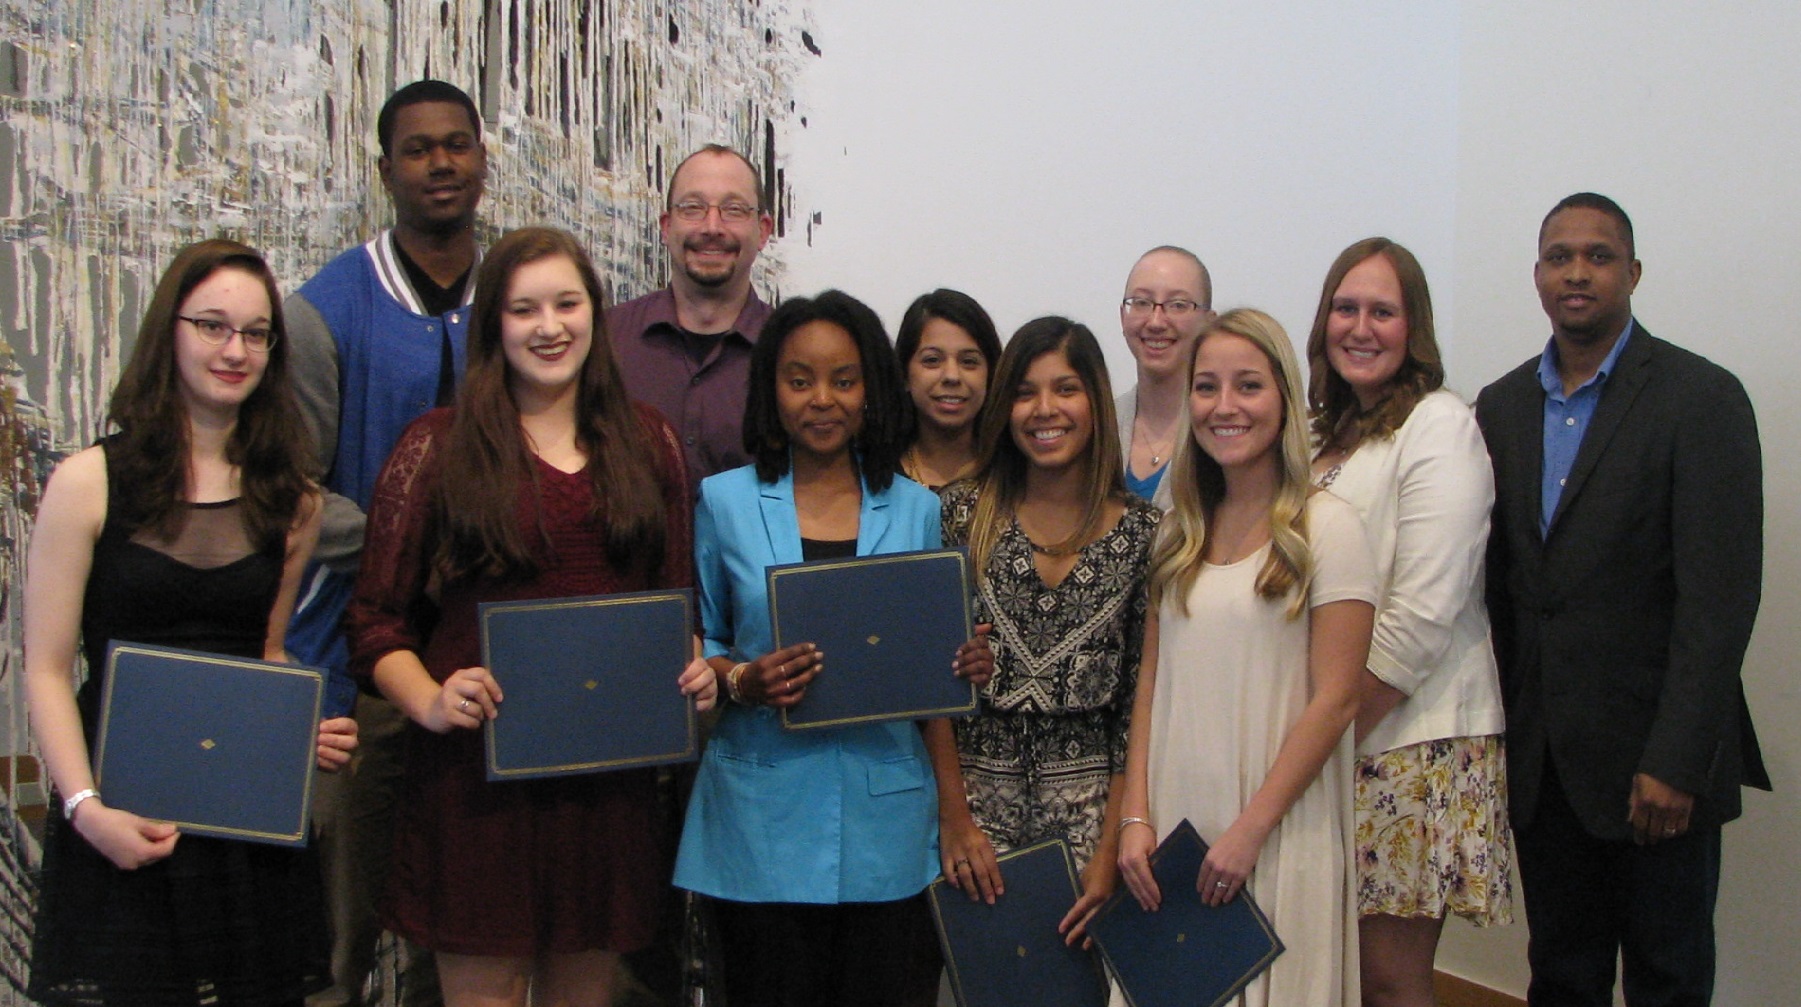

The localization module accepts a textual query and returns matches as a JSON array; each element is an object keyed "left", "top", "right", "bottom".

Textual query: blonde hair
[{"left": 1148, "top": 308, "right": 1314, "bottom": 620}]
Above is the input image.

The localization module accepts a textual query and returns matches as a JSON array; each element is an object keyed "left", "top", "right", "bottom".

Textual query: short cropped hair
[
  {"left": 1132, "top": 245, "right": 1213, "bottom": 310},
  {"left": 667, "top": 144, "right": 766, "bottom": 211},
  {"left": 1539, "top": 192, "right": 1635, "bottom": 258},
  {"left": 377, "top": 80, "right": 481, "bottom": 157}
]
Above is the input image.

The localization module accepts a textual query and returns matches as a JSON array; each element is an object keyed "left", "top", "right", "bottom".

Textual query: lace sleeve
[{"left": 344, "top": 411, "right": 448, "bottom": 682}]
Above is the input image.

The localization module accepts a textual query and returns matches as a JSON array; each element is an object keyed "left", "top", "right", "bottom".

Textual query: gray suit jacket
[{"left": 1475, "top": 324, "right": 1769, "bottom": 840}]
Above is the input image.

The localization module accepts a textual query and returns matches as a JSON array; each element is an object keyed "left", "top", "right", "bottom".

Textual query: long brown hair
[
  {"left": 1305, "top": 237, "right": 1444, "bottom": 450},
  {"left": 434, "top": 227, "right": 668, "bottom": 582},
  {"left": 964, "top": 317, "right": 1126, "bottom": 580},
  {"left": 107, "top": 239, "right": 312, "bottom": 552}
]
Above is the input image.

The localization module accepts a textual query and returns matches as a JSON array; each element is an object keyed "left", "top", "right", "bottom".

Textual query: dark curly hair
[{"left": 743, "top": 290, "right": 907, "bottom": 492}]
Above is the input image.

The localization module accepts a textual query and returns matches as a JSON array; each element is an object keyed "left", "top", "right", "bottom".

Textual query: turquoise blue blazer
[{"left": 672, "top": 463, "right": 944, "bottom": 904}]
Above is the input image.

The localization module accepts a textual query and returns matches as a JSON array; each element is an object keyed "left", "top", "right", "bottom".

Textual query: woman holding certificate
[
  {"left": 673, "top": 290, "right": 992, "bottom": 1007},
  {"left": 24, "top": 240, "right": 351, "bottom": 1004},
  {"left": 1305, "top": 239, "right": 1511, "bottom": 1007},
  {"left": 929, "top": 318, "right": 1160, "bottom": 938},
  {"left": 346, "top": 227, "right": 713, "bottom": 1006},
  {"left": 1116, "top": 309, "right": 1376, "bottom": 1007}
]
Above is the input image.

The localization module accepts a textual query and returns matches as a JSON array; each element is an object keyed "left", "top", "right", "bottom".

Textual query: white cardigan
[{"left": 1320, "top": 389, "right": 1506, "bottom": 756}]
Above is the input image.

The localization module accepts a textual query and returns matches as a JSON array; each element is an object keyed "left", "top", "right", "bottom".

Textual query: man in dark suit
[{"left": 1476, "top": 192, "right": 1769, "bottom": 1006}]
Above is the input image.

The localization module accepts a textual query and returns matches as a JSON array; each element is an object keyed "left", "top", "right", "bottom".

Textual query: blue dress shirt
[{"left": 1537, "top": 321, "right": 1634, "bottom": 538}]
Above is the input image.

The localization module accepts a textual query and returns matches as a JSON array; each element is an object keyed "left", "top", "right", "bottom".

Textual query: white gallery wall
[
  {"left": 1447, "top": 5, "right": 1801, "bottom": 1001},
  {"left": 784, "top": 2, "right": 1800, "bottom": 1003},
  {"left": 781, "top": 0, "right": 1462, "bottom": 385}
]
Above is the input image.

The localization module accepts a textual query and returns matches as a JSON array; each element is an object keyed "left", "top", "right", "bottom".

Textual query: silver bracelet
[
  {"left": 1118, "top": 816, "right": 1153, "bottom": 836},
  {"left": 63, "top": 788, "right": 100, "bottom": 821}
]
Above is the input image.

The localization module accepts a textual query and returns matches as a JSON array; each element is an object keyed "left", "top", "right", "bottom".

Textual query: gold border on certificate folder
[
  {"left": 1091, "top": 819, "right": 1284, "bottom": 1007},
  {"left": 927, "top": 838, "right": 1103, "bottom": 1007},
  {"left": 479, "top": 590, "right": 697, "bottom": 779},
  {"left": 770, "top": 548, "right": 977, "bottom": 730},
  {"left": 96, "top": 644, "right": 325, "bottom": 845}
]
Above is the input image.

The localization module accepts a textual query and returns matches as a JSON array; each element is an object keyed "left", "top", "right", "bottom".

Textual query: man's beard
[{"left": 679, "top": 240, "right": 740, "bottom": 288}]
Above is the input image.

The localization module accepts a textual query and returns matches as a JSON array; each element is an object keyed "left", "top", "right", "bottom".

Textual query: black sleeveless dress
[{"left": 29, "top": 446, "right": 328, "bottom": 1006}]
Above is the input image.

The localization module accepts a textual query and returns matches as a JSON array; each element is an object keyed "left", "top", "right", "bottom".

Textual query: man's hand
[{"left": 1628, "top": 772, "right": 1694, "bottom": 845}]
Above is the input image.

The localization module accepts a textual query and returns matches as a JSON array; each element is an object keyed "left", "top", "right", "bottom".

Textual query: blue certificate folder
[
  {"left": 95, "top": 642, "right": 324, "bottom": 846},
  {"left": 766, "top": 548, "right": 976, "bottom": 729},
  {"left": 479, "top": 589, "right": 697, "bottom": 781},
  {"left": 1089, "top": 819, "right": 1285, "bottom": 1007},
  {"left": 927, "top": 839, "right": 1108, "bottom": 1007}
]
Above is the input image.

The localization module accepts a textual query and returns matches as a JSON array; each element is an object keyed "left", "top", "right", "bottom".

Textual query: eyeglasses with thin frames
[
  {"left": 1121, "top": 297, "right": 1203, "bottom": 319},
  {"left": 179, "top": 315, "right": 278, "bottom": 353},
  {"left": 670, "top": 199, "right": 760, "bottom": 223}
]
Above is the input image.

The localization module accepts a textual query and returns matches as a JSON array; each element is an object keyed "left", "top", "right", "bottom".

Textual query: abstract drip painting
[{"left": 0, "top": 1, "right": 818, "bottom": 997}]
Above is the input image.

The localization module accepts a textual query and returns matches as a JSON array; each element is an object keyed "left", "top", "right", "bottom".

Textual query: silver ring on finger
[
  {"left": 458, "top": 698, "right": 471, "bottom": 712},
  {"left": 1215, "top": 881, "right": 1229, "bottom": 889}
]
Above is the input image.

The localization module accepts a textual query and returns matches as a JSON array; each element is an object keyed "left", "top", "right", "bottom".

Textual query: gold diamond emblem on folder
[
  {"left": 200, "top": 739, "right": 216, "bottom": 750},
  {"left": 584, "top": 680, "right": 598, "bottom": 690},
  {"left": 866, "top": 634, "right": 881, "bottom": 646},
  {"left": 1016, "top": 945, "right": 1027, "bottom": 958}
]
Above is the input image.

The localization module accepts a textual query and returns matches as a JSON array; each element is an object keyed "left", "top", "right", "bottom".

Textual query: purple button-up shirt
[{"left": 607, "top": 287, "right": 772, "bottom": 495}]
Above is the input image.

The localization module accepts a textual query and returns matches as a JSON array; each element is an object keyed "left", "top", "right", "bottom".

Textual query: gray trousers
[{"left": 307, "top": 693, "right": 441, "bottom": 1007}]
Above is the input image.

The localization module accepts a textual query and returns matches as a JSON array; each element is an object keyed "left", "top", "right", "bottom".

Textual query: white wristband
[{"left": 63, "top": 788, "right": 100, "bottom": 821}]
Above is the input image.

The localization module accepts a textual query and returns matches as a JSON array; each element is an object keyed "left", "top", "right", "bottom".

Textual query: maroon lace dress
[{"left": 346, "top": 406, "right": 691, "bottom": 956}]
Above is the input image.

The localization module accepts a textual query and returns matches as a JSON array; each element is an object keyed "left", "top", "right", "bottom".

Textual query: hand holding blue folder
[
  {"left": 929, "top": 840, "right": 1108, "bottom": 1007},
  {"left": 96, "top": 642, "right": 325, "bottom": 846},
  {"left": 479, "top": 589, "right": 697, "bottom": 780},
  {"left": 1089, "top": 819, "right": 1285, "bottom": 1007},
  {"left": 767, "top": 548, "right": 978, "bottom": 729}
]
